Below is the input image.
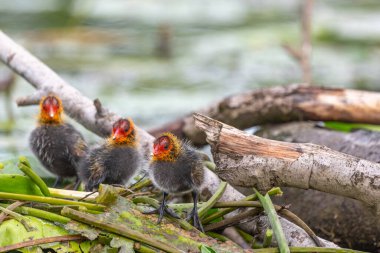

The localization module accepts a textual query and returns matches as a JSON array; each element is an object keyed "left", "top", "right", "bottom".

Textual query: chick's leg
[
  {"left": 52, "top": 177, "right": 62, "bottom": 188},
  {"left": 144, "top": 192, "right": 180, "bottom": 223},
  {"left": 186, "top": 191, "right": 204, "bottom": 233}
]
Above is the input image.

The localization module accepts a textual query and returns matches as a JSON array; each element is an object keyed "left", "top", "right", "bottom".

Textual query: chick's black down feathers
[
  {"left": 29, "top": 123, "right": 87, "bottom": 178},
  {"left": 79, "top": 144, "right": 142, "bottom": 191}
]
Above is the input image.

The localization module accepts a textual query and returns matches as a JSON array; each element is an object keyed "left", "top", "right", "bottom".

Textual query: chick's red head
[
  {"left": 110, "top": 118, "right": 135, "bottom": 145},
  {"left": 39, "top": 95, "right": 63, "bottom": 124},
  {"left": 152, "top": 133, "right": 181, "bottom": 162}
]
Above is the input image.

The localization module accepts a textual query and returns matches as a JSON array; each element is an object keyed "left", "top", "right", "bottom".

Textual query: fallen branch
[
  {"left": 194, "top": 113, "right": 380, "bottom": 213},
  {"left": 257, "top": 122, "right": 380, "bottom": 250},
  {"left": 150, "top": 84, "right": 380, "bottom": 146},
  {"left": 0, "top": 30, "right": 338, "bottom": 247}
]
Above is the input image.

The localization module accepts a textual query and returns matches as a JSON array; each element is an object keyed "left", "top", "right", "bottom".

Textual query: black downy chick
[
  {"left": 79, "top": 118, "right": 142, "bottom": 191},
  {"left": 148, "top": 132, "right": 205, "bottom": 232},
  {"left": 29, "top": 95, "right": 87, "bottom": 188}
]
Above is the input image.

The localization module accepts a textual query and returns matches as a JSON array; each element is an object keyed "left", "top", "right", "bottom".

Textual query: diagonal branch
[{"left": 0, "top": 30, "right": 153, "bottom": 154}]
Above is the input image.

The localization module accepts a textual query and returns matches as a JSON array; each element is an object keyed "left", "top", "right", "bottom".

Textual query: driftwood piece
[
  {"left": 193, "top": 113, "right": 380, "bottom": 213},
  {"left": 258, "top": 122, "right": 380, "bottom": 251},
  {"left": 150, "top": 84, "right": 380, "bottom": 146},
  {"left": 0, "top": 31, "right": 335, "bottom": 247}
]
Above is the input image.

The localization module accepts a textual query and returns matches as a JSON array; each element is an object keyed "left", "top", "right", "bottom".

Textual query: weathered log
[
  {"left": 0, "top": 31, "right": 335, "bottom": 247},
  {"left": 150, "top": 84, "right": 380, "bottom": 146},
  {"left": 193, "top": 113, "right": 380, "bottom": 213},
  {"left": 257, "top": 122, "right": 380, "bottom": 251}
]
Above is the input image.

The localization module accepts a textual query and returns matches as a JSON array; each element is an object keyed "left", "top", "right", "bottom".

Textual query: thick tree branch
[
  {"left": 194, "top": 113, "right": 380, "bottom": 213},
  {"left": 150, "top": 84, "right": 380, "bottom": 146},
  {"left": 257, "top": 123, "right": 380, "bottom": 250},
  {"left": 0, "top": 30, "right": 337, "bottom": 247}
]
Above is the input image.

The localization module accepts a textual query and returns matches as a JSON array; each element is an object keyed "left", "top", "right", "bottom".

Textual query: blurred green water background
[{"left": 0, "top": 0, "right": 380, "bottom": 176}]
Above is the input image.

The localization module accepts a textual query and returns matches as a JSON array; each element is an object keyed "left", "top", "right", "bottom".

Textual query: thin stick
[
  {"left": 0, "top": 192, "right": 105, "bottom": 211},
  {"left": 204, "top": 209, "right": 260, "bottom": 232},
  {"left": 0, "top": 234, "right": 84, "bottom": 253},
  {"left": 0, "top": 206, "right": 35, "bottom": 232},
  {"left": 301, "top": 0, "right": 313, "bottom": 84},
  {"left": 0, "top": 201, "right": 25, "bottom": 223},
  {"left": 211, "top": 201, "right": 322, "bottom": 246},
  {"left": 202, "top": 187, "right": 282, "bottom": 224}
]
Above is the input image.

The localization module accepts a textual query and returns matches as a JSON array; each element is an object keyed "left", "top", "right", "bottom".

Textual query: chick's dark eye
[{"left": 159, "top": 137, "right": 170, "bottom": 150}]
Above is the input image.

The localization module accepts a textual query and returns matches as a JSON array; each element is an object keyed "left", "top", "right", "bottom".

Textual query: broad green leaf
[{"left": 0, "top": 174, "right": 44, "bottom": 196}]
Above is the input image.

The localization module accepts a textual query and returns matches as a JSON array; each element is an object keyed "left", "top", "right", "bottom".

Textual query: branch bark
[
  {"left": 0, "top": 31, "right": 338, "bottom": 247},
  {"left": 150, "top": 84, "right": 380, "bottom": 146},
  {"left": 194, "top": 113, "right": 380, "bottom": 213},
  {"left": 258, "top": 122, "right": 380, "bottom": 163},
  {"left": 257, "top": 122, "right": 380, "bottom": 250}
]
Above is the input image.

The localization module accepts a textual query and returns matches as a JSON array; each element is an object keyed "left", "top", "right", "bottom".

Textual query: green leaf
[
  {"left": 254, "top": 189, "right": 290, "bottom": 253},
  {"left": 198, "top": 181, "right": 227, "bottom": 219},
  {"left": 200, "top": 244, "right": 217, "bottom": 253},
  {"left": 0, "top": 216, "right": 68, "bottom": 246},
  {"left": 0, "top": 157, "right": 54, "bottom": 178},
  {"left": 324, "top": 121, "right": 380, "bottom": 133},
  {"left": 0, "top": 174, "right": 44, "bottom": 196}
]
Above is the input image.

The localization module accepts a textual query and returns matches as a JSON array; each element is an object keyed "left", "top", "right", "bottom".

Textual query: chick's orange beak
[
  {"left": 48, "top": 106, "right": 55, "bottom": 118},
  {"left": 112, "top": 128, "right": 122, "bottom": 140}
]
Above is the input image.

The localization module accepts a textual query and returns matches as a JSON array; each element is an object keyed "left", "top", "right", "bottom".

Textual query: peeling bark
[
  {"left": 257, "top": 122, "right": 380, "bottom": 251},
  {"left": 150, "top": 84, "right": 380, "bottom": 146},
  {"left": 194, "top": 113, "right": 380, "bottom": 213},
  {"left": 0, "top": 31, "right": 338, "bottom": 247},
  {"left": 258, "top": 122, "right": 380, "bottom": 163}
]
